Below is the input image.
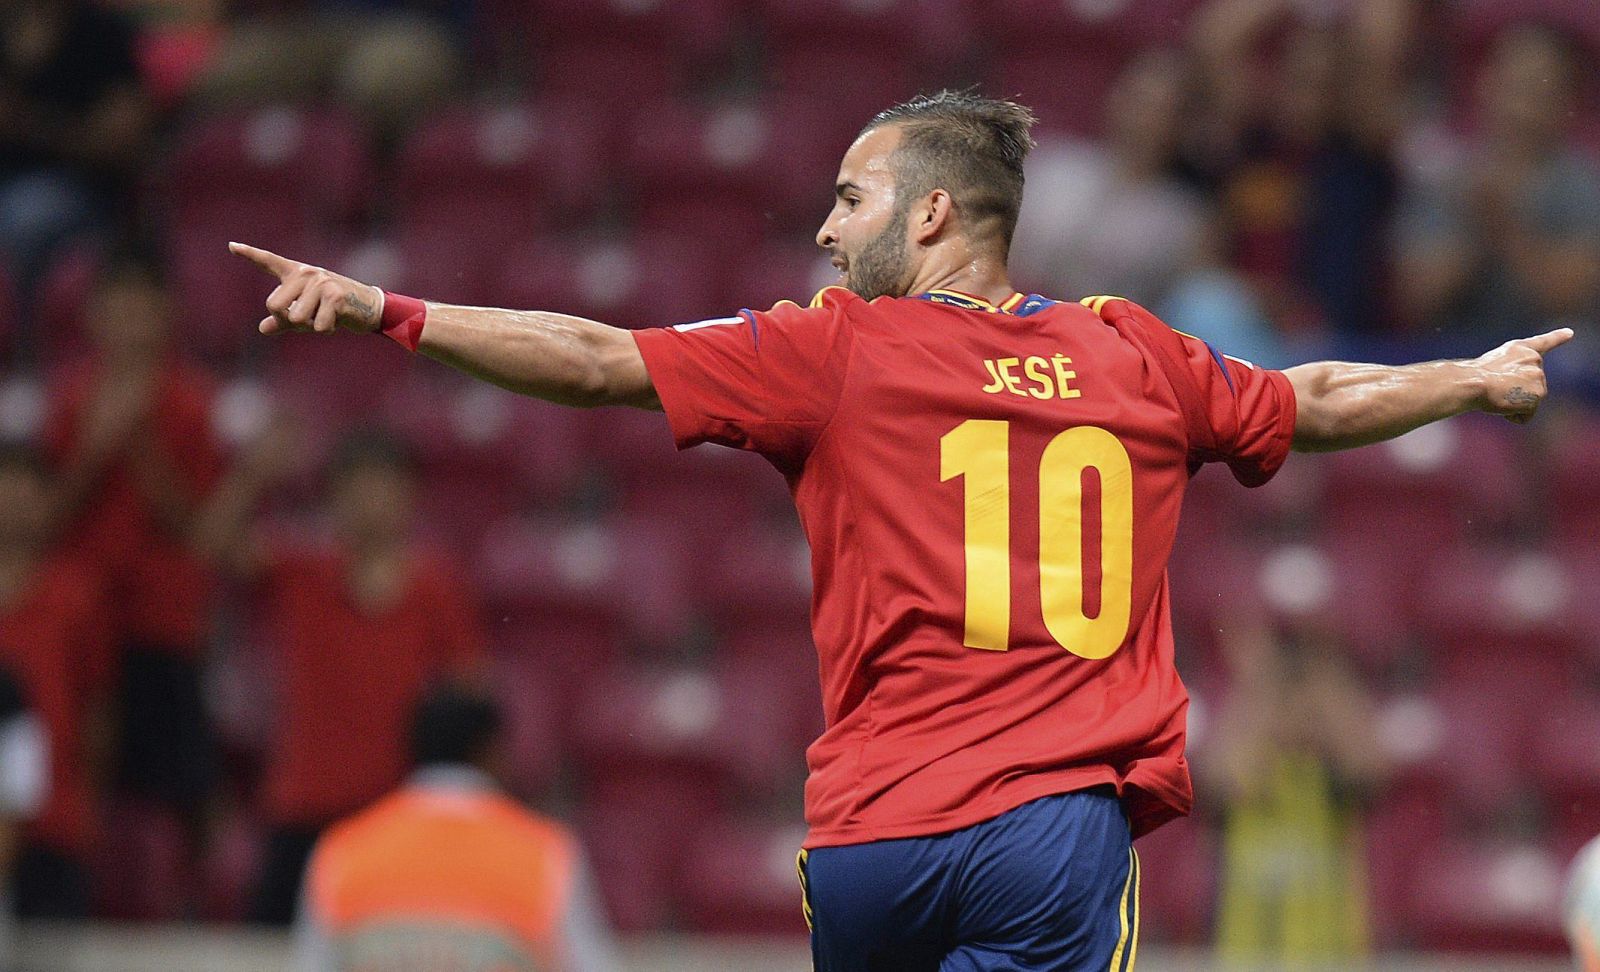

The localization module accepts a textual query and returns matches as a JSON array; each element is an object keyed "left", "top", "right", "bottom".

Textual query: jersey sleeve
[
  {"left": 1089, "top": 297, "right": 1297, "bottom": 486},
  {"left": 629, "top": 289, "right": 854, "bottom": 467}
]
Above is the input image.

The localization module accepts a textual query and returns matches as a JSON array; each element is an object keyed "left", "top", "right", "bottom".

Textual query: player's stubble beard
[{"left": 843, "top": 199, "right": 915, "bottom": 301}]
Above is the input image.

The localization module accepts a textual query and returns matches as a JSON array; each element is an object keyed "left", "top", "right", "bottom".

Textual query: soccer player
[{"left": 231, "top": 92, "right": 1569, "bottom": 970}]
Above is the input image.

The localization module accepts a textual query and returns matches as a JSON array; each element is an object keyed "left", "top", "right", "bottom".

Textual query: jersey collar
[{"left": 917, "top": 289, "right": 1041, "bottom": 315}]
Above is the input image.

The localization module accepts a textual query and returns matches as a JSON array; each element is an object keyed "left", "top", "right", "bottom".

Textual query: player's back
[
  {"left": 632, "top": 285, "right": 1296, "bottom": 847},
  {"left": 793, "top": 288, "right": 1213, "bottom": 845}
]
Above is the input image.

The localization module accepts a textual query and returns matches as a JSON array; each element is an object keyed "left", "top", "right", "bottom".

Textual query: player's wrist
[{"left": 379, "top": 291, "right": 427, "bottom": 352}]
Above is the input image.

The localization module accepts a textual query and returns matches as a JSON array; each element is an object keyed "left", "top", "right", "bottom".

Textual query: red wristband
[{"left": 379, "top": 292, "right": 427, "bottom": 352}]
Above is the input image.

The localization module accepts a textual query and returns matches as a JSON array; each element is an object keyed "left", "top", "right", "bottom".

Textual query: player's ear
[{"left": 912, "top": 189, "right": 953, "bottom": 246}]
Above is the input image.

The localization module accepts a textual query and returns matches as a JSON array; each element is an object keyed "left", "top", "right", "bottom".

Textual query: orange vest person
[{"left": 296, "top": 687, "right": 617, "bottom": 972}]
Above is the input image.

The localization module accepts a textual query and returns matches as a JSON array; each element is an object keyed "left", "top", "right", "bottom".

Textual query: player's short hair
[
  {"left": 862, "top": 91, "right": 1038, "bottom": 254},
  {"left": 410, "top": 683, "right": 503, "bottom": 769},
  {"left": 328, "top": 428, "right": 416, "bottom": 484}
]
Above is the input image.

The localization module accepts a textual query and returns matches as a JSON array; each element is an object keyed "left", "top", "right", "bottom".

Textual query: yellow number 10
[{"left": 939, "top": 420, "right": 1134, "bottom": 659}]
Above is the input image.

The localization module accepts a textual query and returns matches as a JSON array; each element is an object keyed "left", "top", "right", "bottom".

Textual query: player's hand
[
  {"left": 228, "top": 242, "right": 383, "bottom": 336},
  {"left": 1472, "top": 327, "right": 1573, "bottom": 423}
]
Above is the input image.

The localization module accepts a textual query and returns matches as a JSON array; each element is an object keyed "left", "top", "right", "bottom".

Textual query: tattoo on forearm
[{"left": 1505, "top": 386, "right": 1538, "bottom": 407}]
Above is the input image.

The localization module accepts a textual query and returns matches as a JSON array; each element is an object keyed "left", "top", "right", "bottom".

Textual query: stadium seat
[
  {"left": 528, "top": 39, "right": 682, "bottom": 106},
  {"left": 1547, "top": 410, "right": 1600, "bottom": 541},
  {"left": 505, "top": 0, "right": 737, "bottom": 67},
  {"left": 1413, "top": 544, "right": 1583, "bottom": 664},
  {"left": 986, "top": 0, "right": 1202, "bottom": 47},
  {"left": 679, "top": 816, "right": 812, "bottom": 935},
  {"left": 163, "top": 108, "right": 369, "bottom": 362},
  {"left": 394, "top": 100, "right": 609, "bottom": 244},
  {"left": 580, "top": 774, "right": 722, "bottom": 931},
  {"left": 1532, "top": 687, "right": 1600, "bottom": 855},
  {"left": 261, "top": 327, "right": 418, "bottom": 425},
  {"left": 531, "top": 234, "right": 723, "bottom": 331},
  {"left": 1132, "top": 816, "right": 1216, "bottom": 945},
  {"left": 988, "top": 46, "right": 1131, "bottom": 138},
  {"left": 1320, "top": 417, "right": 1526, "bottom": 571},
  {"left": 753, "top": 0, "right": 971, "bottom": 63},
  {"left": 729, "top": 241, "right": 842, "bottom": 313},
  {"left": 1363, "top": 790, "right": 1450, "bottom": 946},
  {"left": 488, "top": 651, "right": 566, "bottom": 796},
  {"left": 693, "top": 515, "right": 814, "bottom": 629},
  {"left": 475, "top": 515, "right": 630, "bottom": 704},
  {"left": 1404, "top": 831, "right": 1567, "bottom": 952},
  {"left": 1415, "top": 653, "right": 1568, "bottom": 816}
]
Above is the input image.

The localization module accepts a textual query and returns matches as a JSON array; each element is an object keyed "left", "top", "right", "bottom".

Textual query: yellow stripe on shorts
[
  {"left": 796, "top": 848, "right": 813, "bottom": 931},
  {"left": 1107, "top": 846, "right": 1137, "bottom": 971}
]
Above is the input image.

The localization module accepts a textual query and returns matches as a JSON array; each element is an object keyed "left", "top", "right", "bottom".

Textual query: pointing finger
[
  {"left": 229, "top": 242, "right": 299, "bottom": 280},
  {"left": 1520, "top": 327, "right": 1576, "bottom": 355}
]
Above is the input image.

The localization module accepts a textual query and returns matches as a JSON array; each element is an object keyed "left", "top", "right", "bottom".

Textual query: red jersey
[
  {"left": 632, "top": 289, "right": 1296, "bottom": 847},
  {"left": 261, "top": 543, "right": 485, "bottom": 825},
  {"left": 0, "top": 555, "right": 113, "bottom": 853},
  {"left": 46, "top": 359, "right": 224, "bottom": 654}
]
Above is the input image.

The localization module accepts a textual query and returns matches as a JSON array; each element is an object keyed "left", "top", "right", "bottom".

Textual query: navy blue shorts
[{"left": 799, "top": 787, "right": 1140, "bottom": 972}]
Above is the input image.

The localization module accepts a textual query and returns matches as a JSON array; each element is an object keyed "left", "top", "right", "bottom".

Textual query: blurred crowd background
[{"left": 1, "top": 0, "right": 1599, "bottom": 964}]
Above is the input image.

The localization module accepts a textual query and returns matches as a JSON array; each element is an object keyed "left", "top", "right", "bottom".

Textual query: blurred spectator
[
  {"left": 0, "top": 444, "right": 113, "bottom": 919},
  {"left": 195, "top": 1, "right": 465, "bottom": 148},
  {"left": 0, "top": 666, "right": 47, "bottom": 968},
  {"left": 1569, "top": 833, "right": 1600, "bottom": 970},
  {"left": 195, "top": 428, "right": 485, "bottom": 926},
  {"left": 1188, "top": 0, "right": 1411, "bottom": 336},
  {"left": 297, "top": 684, "right": 618, "bottom": 972},
  {"left": 43, "top": 252, "right": 223, "bottom": 910},
  {"left": 1203, "top": 621, "right": 1390, "bottom": 963},
  {"left": 1157, "top": 214, "right": 1291, "bottom": 369},
  {"left": 0, "top": 0, "right": 152, "bottom": 330},
  {"left": 109, "top": 0, "right": 228, "bottom": 110},
  {"left": 1010, "top": 49, "right": 1207, "bottom": 304},
  {"left": 1395, "top": 22, "right": 1600, "bottom": 347}
]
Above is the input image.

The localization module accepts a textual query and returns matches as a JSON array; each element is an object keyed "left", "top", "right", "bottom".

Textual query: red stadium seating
[
  {"left": 679, "top": 817, "right": 812, "bottom": 935},
  {"left": 395, "top": 100, "right": 609, "bottom": 239},
  {"left": 488, "top": 651, "right": 567, "bottom": 796},
  {"left": 1404, "top": 830, "right": 1567, "bottom": 952},
  {"left": 1413, "top": 544, "right": 1584, "bottom": 664},
  {"left": 1132, "top": 816, "right": 1216, "bottom": 944},
  {"left": 1412, "top": 653, "right": 1568, "bottom": 817},
  {"left": 1532, "top": 688, "right": 1600, "bottom": 857},
  {"left": 261, "top": 328, "right": 418, "bottom": 426},
  {"left": 729, "top": 240, "right": 842, "bottom": 312},
  {"left": 1320, "top": 417, "right": 1526, "bottom": 572},
  {"left": 988, "top": 46, "right": 1131, "bottom": 138},
  {"left": 475, "top": 514, "right": 630, "bottom": 703},
  {"left": 1548, "top": 410, "right": 1600, "bottom": 540},
  {"left": 986, "top": 0, "right": 1202, "bottom": 47},
  {"left": 163, "top": 108, "right": 370, "bottom": 361}
]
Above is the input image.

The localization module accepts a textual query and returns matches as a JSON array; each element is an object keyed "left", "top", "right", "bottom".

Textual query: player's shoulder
[{"left": 1078, "top": 294, "right": 1168, "bottom": 329}]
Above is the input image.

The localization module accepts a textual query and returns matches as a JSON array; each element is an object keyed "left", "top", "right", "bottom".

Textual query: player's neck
[{"left": 907, "top": 244, "right": 1016, "bottom": 306}]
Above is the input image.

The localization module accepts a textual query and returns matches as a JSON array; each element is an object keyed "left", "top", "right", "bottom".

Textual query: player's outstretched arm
[
  {"left": 1284, "top": 328, "right": 1574, "bottom": 452},
  {"left": 228, "top": 243, "right": 659, "bottom": 410}
]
